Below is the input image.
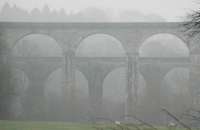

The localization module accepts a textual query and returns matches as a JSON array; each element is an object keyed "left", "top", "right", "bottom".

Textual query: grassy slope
[
  {"left": 0, "top": 120, "right": 193, "bottom": 130},
  {"left": 0, "top": 120, "right": 95, "bottom": 130}
]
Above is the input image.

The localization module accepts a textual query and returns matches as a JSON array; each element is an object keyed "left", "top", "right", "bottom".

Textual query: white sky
[{"left": 0, "top": 0, "right": 198, "bottom": 21}]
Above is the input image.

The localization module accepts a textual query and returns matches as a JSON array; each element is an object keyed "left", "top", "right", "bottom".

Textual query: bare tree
[
  {"left": 184, "top": 8, "right": 200, "bottom": 37},
  {"left": 161, "top": 108, "right": 192, "bottom": 130}
]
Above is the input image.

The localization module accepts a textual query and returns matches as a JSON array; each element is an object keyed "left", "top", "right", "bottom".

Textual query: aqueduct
[{"left": 0, "top": 22, "right": 200, "bottom": 121}]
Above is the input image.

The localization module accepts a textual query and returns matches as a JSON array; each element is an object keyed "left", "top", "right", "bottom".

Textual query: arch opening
[
  {"left": 44, "top": 68, "right": 66, "bottom": 121},
  {"left": 139, "top": 33, "right": 189, "bottom": 57},
  {"left": 74, "top": 69, "right": 89, "bottom": 121},
  {"left": 102, "top": 67, "right": 126, "bottom": 120},
  {"left": 75, "top": 34, "right": 127, "bottom": 57},
  {"left": 134, "top": 73, "right": 147, "bottom": 106},
  {"left": 12, "top": 34, "right": 63, "bottom": 57},
  {"left": 102, "top": 67, "right": 148, "bottom": 120},
  {"left": 161, "top": 67, "right": 192, "bottom": 114}
]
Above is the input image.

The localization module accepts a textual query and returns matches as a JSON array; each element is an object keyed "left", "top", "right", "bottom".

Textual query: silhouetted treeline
[{"left": 0, "top": 3, "right": 165, "bottom": 22}]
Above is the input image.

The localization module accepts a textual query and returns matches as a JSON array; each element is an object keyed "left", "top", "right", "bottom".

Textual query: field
[{"left": 0, "top": 120, "right": 195, "bottom": 130}]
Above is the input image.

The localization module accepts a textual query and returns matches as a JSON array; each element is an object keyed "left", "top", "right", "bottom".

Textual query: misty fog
[
  {"left": 4, "top": 31, "right": 191, "bottom": 123},
  {"left": 0, "top": 0, "right": 197, "bottom": 126}
]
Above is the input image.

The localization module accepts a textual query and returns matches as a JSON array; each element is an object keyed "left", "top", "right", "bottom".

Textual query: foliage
[{"left": 184, "top": 10, "right": 200, "bottom": 37}]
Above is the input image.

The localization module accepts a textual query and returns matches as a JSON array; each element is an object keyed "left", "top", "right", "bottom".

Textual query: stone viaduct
[{"left": 0, "top": 22, "right": 200, "bottom": 121}]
